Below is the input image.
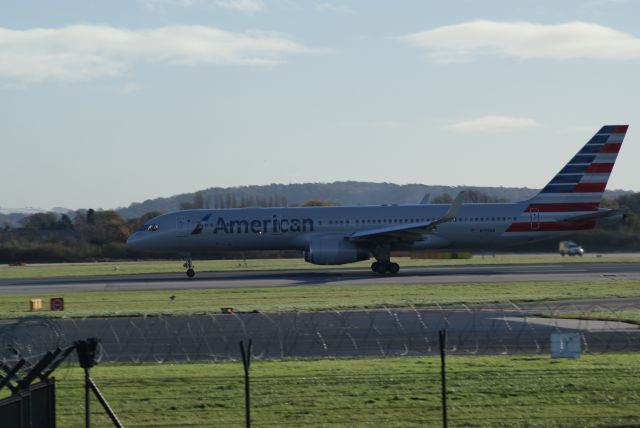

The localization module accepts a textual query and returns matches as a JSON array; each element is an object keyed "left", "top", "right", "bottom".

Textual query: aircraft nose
[{"left": 126, "top": 231, "right": 148, "bottom": 250}]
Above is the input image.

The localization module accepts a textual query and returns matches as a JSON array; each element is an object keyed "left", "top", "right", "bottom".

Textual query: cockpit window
[{"left": 140, "top": 224, "right": 160, "bottom": 232}]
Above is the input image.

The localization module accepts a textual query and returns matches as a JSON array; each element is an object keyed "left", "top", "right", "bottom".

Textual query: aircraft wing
[
  {"left": 349, "top": 191, "right": 465, "bottom": 243},
  {"left": 560, "top": 208, "right": 624, "bottom": 223}
]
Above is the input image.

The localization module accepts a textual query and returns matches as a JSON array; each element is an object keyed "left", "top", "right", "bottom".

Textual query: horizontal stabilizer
[{"left": 560, "top": 208, "right": 624, "bottom": 223}]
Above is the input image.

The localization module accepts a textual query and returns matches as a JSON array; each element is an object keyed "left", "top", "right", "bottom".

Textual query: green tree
[
  {"left": 180, "top": 191, "right": 207, "bottom": 210},
  {"left": 302, "top": 200, "right": 336, "bottom": 207},
  {"left": 57, "top": 214, "right": 74, "bottom": 230},
  {"left": 600, "top": 197, "right": 619, "bottom": 209},
  {"left": 465, "top": 189, "right": 508, "bottom": 203},
  {"left": 432, "top": 194, "right": 453, "bottom": 204},
  {"left": 86, "top": 208, "right": 96, "bottom": 225},
  {"left": 79, "top": 210, "right": 130, "bottom": 245},
  {"left": 20, "top": 213, "right": 59, "bottom": 230}
]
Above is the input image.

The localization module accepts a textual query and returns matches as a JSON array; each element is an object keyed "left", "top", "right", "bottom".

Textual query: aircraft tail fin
[{"left": 526, "top": 125, "right": 628, "bottom": 212}]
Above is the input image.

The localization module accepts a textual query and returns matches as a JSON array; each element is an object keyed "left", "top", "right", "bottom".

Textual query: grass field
[
  {"left": 1, "top": 253, "right": 638, "bottom": 280},
  {"left": 31, "top": 354, "right": 639, "bottom": 427},
  {"left": 3, "top": 279, "right": 640, "bottom": 319}
]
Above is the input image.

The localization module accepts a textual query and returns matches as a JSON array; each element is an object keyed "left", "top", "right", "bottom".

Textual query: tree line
[
  {"left": 0, "top": 209, "right": 161, "bottom": 262},
  {"left": 1, "top": 191, "right": 639, "bottom": 263}
]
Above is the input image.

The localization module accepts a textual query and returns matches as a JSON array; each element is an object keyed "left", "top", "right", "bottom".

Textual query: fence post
[
  {"left": 439, "top": 329, "right": 448, "bottom": 428},
  {"left": 84, "top": 367, "right": 91, "bottom": 428},
  {"left": 76, "top": 338, "right": 123, "bottom": 428},
  {"left": 240, "top": 339, "right": 253, "bottom": 428}
]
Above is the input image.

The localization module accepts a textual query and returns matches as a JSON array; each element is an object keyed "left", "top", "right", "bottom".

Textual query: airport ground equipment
[{"left": 559, "top": 240, "right": 584, "bottom": 256}]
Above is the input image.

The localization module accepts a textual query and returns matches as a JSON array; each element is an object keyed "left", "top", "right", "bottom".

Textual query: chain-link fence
[
  {"left": 33, "top": 352, "right": 640, "bottom": 427},
  {"left": 1, "top": 303, "right": 639, "bottom": 427},
  {"left": 1, "top": 302, "right": 639, "bottom": 363}
]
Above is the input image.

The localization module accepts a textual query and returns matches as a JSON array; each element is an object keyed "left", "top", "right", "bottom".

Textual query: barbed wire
[{"left": 1, "top": 301, "right": 639, "bottom": 364}]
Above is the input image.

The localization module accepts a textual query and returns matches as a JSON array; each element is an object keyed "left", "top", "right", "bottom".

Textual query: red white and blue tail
[
  {"left": 528, "top": 125, "right": 627, "bottom": 209},
  {"left": 506, "top": 125, "right": 627, "bottom": 233}
]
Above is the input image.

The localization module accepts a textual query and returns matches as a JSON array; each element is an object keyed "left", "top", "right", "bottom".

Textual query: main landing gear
[
  {"left": 371, "top": 261, "right": 400, "bottom": 274},
  {"left": 370, "top": 245, "right": 400, "bottom": 274},
  {"left": 183, "top": 258, "right": 195, "bottom": 278}
]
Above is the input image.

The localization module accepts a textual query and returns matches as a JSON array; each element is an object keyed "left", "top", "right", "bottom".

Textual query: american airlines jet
[{"left": 127, "top": 125, "right": 628, "bottom": 277}]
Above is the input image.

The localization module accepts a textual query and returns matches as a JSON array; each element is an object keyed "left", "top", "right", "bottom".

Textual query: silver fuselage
[{"left": 127, "top": 201, "right": 616, "bottom": 254}]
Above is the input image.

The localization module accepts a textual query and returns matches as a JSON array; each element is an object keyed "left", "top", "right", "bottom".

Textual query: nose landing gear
[{"left": 183, "top": 258, "right": 195, "bottom": 278}]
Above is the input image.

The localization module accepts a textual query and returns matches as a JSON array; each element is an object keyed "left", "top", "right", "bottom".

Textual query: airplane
[{"left": 127, "top": 125, "right": 628, "bottom": 278}]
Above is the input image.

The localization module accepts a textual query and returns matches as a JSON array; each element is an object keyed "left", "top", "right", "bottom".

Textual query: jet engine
[{"left": 304, "top": 238, "right": 370, "bottom": 265}]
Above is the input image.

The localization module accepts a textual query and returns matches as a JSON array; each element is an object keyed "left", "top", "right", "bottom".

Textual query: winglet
[{"left": 441, "top": 191, "right": 466, "bottom": 221}]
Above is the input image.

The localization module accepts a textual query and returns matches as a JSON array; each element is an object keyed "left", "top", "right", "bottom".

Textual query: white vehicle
[
  {"left": 559, "top": 240, "right": 584, "bottom": 256},
  {"left": 127, "top": 125, "right": 627, "bottom": 277}
]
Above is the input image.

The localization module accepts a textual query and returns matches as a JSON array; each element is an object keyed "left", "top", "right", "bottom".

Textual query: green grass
[
  {"left": 35, "top": 354, "right": 640, "bottom": 427},
  {"left": 5, "top": 279, "right": 640, "bottom": 319},
  {"left": 1, "top": 253, "right": 638, "bottom": 280}
]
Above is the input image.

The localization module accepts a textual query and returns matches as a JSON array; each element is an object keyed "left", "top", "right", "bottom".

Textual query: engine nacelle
[{"left": 304, "top": 238, "right": 370, "bottom": 265}]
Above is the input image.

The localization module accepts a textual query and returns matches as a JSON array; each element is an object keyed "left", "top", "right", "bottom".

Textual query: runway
[{"left": 1, "top": 262, "right": 639, "bottom": 294}]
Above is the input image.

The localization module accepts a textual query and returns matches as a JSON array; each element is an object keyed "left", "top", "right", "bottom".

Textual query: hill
[{"left": 116, "top": 181, "right": 631, "bottom": 219}]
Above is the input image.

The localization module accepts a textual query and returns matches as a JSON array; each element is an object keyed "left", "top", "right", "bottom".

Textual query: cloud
[
  {"left": 0, "top": 25, "right": 319, "bottom": 81},
  {"left": 402, "top": 20, "right": 640, "bottom": 63},
  {"left": 141, "top": 0, "right": 265, "bottom": 13},
  {"left": 444, "top": 116, "right": 542, "bottom": 133}
]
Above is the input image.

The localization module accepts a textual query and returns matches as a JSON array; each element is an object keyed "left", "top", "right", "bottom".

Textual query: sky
[{"left": 0, "top": 0, "right": 638, "bottom": 211}]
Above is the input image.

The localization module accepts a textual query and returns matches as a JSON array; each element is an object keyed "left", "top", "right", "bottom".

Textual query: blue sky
[{"left": 0, "top": 0, "right": 638, "bottom": 210}]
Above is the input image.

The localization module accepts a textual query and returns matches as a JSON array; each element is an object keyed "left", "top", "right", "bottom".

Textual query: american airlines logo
[{"left": 192, "top": 215, "right": 314, "bottom": 235}]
